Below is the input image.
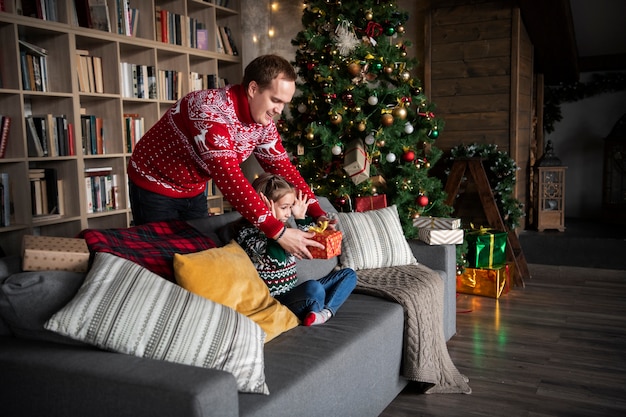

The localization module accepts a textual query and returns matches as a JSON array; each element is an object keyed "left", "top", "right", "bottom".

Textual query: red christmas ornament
[
  {"left": 416, "top": 195, "right": 429, "bottom": 207},
  {"left": 402, "top": 150, "right": 415, "bottom": 162}
]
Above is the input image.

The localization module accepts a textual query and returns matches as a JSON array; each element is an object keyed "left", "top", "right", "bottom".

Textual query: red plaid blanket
[{"left": 79, "top": 220, "right": 216, "bottom": 282}]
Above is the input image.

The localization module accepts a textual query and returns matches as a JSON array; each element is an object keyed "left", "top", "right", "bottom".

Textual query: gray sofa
[{"left": 0, "top": 199, "right": 457, "bottom": 417}]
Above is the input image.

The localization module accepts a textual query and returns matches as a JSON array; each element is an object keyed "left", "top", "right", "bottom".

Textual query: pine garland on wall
[{"left": 544, "top": 72, "right": 626, "bottom": 134}]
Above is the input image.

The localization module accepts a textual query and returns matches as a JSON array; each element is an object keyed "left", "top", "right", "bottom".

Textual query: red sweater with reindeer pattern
[{"left": 127, "top": 84, "right": 324, "bottom": 239}]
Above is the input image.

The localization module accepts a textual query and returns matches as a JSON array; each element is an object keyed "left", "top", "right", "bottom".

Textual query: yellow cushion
[{"left": 173, "top": 241, "right": 299, "bottom": 342}]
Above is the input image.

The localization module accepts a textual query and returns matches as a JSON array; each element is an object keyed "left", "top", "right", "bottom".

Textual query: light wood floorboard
[{"left": 379, "top": 264, "right": 626, "bottom": 417}]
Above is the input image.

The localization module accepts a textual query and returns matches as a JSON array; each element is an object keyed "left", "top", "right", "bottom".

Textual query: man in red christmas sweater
[{"left": 128, "top": 54, "right": 326, "bottom": 259}]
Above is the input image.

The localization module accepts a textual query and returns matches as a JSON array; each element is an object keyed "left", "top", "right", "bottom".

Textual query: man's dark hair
[{"left": 242, "top": 54, "right": 297, "bottom": 91}]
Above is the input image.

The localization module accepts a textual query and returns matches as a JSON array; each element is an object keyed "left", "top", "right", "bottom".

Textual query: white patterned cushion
[
  {"left": 44, "top": 252, "right": 269, "bottom": 395},
  {"left": 336, "top": 205, "right": 417, "bottom": 270}
]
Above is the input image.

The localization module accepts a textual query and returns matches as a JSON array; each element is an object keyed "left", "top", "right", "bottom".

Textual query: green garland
[
  {"left": 448, "top": 143, "right": 525, "bottom": 230},
  {"left": 544, "top": 72, "right": 626, "bottom": 134}
]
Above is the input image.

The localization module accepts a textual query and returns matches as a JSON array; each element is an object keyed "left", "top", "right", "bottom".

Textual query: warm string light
[{"left": 268, "top": 1, "right": 279, "bottom": 38}]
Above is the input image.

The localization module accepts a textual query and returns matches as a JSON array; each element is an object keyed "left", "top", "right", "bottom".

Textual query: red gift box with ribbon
[
  {"left": 307, "top": 221, "right": 342, "bottom": 259},
  {"left": 355, "top": 195, "right": 388, "bottom": 212}
]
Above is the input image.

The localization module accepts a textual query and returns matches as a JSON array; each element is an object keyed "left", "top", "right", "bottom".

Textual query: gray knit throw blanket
[{"left": 355, "top": 263, "right": 472, "bottom": 394}]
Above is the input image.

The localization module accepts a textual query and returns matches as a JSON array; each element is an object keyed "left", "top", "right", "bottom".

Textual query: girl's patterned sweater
[{"left": 236, "top": 218, "right": 313, "bottom": 296}]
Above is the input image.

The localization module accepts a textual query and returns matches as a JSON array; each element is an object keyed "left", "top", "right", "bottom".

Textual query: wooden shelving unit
[{"left": 0, "top": 0, "right": 242, "bottom": 256}]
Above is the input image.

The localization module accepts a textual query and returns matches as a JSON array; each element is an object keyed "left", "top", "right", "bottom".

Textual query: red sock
[{"left": 303, "top": 309, "right": 332, "bottom": 326}]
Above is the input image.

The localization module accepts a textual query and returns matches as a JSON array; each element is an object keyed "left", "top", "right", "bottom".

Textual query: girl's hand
[
  {"left": 291, "top": 190, "right": 310, "bottom": 220},
  {"left": 260, "top": 192, "right": 279, "bottom": 219}
]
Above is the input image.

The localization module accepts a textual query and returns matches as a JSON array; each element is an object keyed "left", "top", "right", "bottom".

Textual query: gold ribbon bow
[{"left": 309, "top": 220, "right": 329, "bottom": 233}]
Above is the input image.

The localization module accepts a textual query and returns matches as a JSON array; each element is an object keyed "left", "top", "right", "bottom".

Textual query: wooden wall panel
[{"left": 426, "top": 0, "right": 535, "bottom": 229}]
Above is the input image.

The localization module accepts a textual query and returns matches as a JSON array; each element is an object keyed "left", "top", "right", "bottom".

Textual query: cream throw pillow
[
  {"left": 337, "top": 205, "right": 417, "bottom": 270},
  {"left": 174, "top": 241, "right": 299, "bottom": 343}
]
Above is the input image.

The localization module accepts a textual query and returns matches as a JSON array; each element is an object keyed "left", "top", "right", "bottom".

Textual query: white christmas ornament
[
  {"left": 364, "top": 134, "right": 375, "bottom": 145},
  {"left": 386, "top": 153, "right": 397, "bottom": 163},
  {"left": 404, "top": 122, "right": 414, "bottom": 134},
  {"left": 332, "top": 145, "right": 343, "bottom": 155},
  {"left": 368, "top": 95, "right": 378, "bottom": 106},
  {"left": 297, "top": 103, "right": 307, "bottom": 113},
  {"left": 333, "top": 20, "right": 360, "bottom": 56}
]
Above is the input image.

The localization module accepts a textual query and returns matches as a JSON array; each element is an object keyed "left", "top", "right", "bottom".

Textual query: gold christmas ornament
[
  {"left": 347, "top": 62, "right": 362, "bottom": 77},
  {"left": 381, "top": 113, "right": 394, "bottom": 126},
  {"left": 357, "top": 121, "right": 367, "bottom": 131},
  {"left": 400, "top": 71, "right": 411, "bottom": 81},
  {"left": 392, "top": 106, "right": 407, "bottom": 120},
  {"left": 305, "top": 130, "right": 315, "bottom": 140},
  {"left": 365, "top": 10, "right": 373, "bottom": 20},
  {"left": 331, "top": 113, "right": 343, "bottom": 124}
]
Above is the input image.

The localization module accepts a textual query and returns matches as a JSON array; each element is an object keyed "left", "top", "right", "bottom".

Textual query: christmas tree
[{"left": 279, "top": 0, "right": 452, "bottom": 237}]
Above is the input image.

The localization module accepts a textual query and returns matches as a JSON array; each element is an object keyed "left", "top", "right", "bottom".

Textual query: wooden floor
[{"left": 380, "top": 264, "right": 626, "bottom": 417}]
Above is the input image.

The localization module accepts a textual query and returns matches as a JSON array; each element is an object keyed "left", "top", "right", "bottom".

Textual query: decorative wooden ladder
[{"left": 444, "top": 158, "right": 530, "bottom": 287}]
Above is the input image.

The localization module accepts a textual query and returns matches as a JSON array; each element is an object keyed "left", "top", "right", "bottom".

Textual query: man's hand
[{"left": 276, "top": 227, "right": 324, "bottom": 260}]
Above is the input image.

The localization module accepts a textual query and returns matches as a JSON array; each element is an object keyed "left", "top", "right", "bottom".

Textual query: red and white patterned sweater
[{"left": 127, "top": 84, "right": 324, "bottom": 238}]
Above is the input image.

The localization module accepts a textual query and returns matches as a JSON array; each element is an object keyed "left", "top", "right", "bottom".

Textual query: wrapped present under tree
[
  {"left": 355, "top": 195, "right": 387, "bottom": 212},
  {"left": 456, "top": 264, "right": 511, "bottom": 298},
  {"left": 418, "top": 227, "right": 464, "bottom": 245},
  {"left": 465, "top": 226, "right": 507, "bottom": 268},
  {"left": 343, "top": 138, "right": 370, "bottom": 185},
  {"left": 413, "top": 216, "right": 461, "bottom": 230}
]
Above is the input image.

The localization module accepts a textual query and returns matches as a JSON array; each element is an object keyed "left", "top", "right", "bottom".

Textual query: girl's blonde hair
[{"left": 251, "top": 173, "right": 295, "bottom": 202}]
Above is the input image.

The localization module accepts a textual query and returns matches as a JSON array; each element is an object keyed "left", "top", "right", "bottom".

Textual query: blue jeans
[
  {"left": 128, "top": 180, "right": 208, "bottom": 226},
  {"left": 276, "top": 268, "right": 358, "bottom": 321}
]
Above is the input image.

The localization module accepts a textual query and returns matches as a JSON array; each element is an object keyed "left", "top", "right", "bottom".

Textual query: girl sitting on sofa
[{"left": 235, "top": 173, "right": 357, "bottom": 326}]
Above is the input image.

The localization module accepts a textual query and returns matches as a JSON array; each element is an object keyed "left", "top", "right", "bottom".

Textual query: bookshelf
[{"left": 0, "top": 0, "right": 242, "bottom": 256}]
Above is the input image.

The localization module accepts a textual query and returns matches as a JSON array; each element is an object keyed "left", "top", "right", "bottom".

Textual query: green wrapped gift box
[{"left": 465, "top": 229, "right": 507, "bottom": 268}]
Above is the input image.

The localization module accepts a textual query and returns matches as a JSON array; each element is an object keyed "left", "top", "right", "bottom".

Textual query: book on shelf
[
  {"left": 67, "top": 122, "right": 75, "bottom": 156},
  {"left": 196, "top": 27, "right": 208, "bottom": 51},
  {"left": 92, "top": 56, "right": 104, "bottom": 93},
  {"left": 120, "top": 62, "right": 155, "bottom": 99},
  {"left": 88, "top": 0, "right": 111, "bottom": 32},
  {"left": 19, "top": 40, "right": 48, "bottom": 92},
  {"left": 80, "top": 114, "right": 103, "bottom": 155},
  {"left": 76, "top": 50, "right": 104, "bottom": 94},
  {"left": 85, "top": 167, "right": 117, "bottom": 212},
  {"left": 25, "top": 116, "right": 45, "bottom": 157},
  {"left": 116, "top": 0, "right": 132, "bottom": 36},
  {"left": 0, "top": 116, "right": 11, "bottom": 159},
  {"left": 1, "top": 172, "right": 12, "bottom": 227},
  {"left": 215, "top": 25, "right": 225, "bottom": 54},
  {"left": 223, "top": 26, "right": 239, "bottom": 56},
  {"left": 23, "top": 0, "right": 59, "bottom": 21},
  {"left": 123, "top": 113, "right": 144, "bottom": 153},
  {"left": 28, "top": 168, "right": 60, "bottom": 220},
  {"left": 219, "top": 26, "right": 233, "bottom": 55}
]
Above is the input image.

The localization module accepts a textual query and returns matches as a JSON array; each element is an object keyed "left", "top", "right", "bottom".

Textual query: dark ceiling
[{"left": 519, "top": 0, "right": 626, "bottom": 85}]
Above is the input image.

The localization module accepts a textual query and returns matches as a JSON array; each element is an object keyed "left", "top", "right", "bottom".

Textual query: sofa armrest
[
  {"left": 407, "top": 239, "right": 455, "bottom": 275},
  {"left": 407, "top": 240, "right": 457, "bottom": 340},
  {"left": 0, "top": 337, "right": 239, "bottom": 417}
]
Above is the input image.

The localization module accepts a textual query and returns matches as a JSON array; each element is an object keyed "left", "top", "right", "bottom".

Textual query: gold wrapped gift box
[{"left": 456, "top": 264, "right": 512, "bottom": 298}]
